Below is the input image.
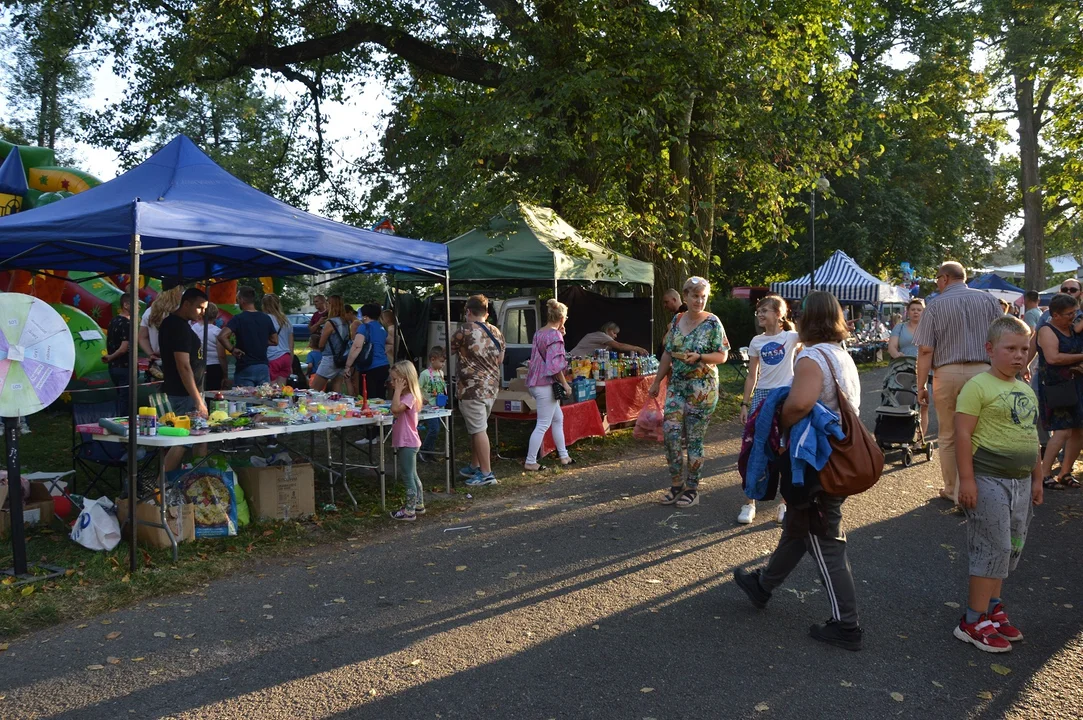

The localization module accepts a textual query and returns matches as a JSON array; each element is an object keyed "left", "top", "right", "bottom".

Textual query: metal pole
[
  {"left": 6, "top": 416, "right": 27, "bottom": 575},
  {"left": 443, "top": 270, "right": 455, "bottom": 489},
  {"left": 809, "top": 188, "right": 816, "bottom": 293},
  {"left": 127, "top": 234, "right": 141, "bottom": 573}
]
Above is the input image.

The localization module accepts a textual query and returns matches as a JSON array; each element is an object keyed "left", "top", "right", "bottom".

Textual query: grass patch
[{"left": 2, "top": 381, "right": 746, "bottom": 640}]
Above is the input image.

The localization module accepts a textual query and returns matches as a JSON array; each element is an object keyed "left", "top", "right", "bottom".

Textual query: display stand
[{"left": 0, "top": 294, "right": 74, "bottom": 586}]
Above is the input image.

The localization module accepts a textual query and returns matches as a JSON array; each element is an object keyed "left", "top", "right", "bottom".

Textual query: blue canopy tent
[
  {"left": 968, "top": 273, "right": 1024, "bottom": 293},
  {"left": 0, "top": 135, "right": 453, "bottom": 572}
]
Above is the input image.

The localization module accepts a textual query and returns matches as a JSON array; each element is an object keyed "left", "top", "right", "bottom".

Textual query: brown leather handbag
[{"left": 814, "top": 348, "right": 884, "bottom": 496}]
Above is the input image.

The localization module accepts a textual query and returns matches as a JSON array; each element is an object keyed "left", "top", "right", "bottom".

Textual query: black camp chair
[{"left": 71, "top": 397, "right": 157, "bottom": 499}]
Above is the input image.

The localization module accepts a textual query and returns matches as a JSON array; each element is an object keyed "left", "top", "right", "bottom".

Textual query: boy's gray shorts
[{"left": 963, "top": 475, "right": 1034, "bottom": 579}]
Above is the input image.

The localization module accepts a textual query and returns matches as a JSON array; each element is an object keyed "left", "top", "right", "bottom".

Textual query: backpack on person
[
  {"left": 327, "top": 319, "right": 351, "bottom": 368},
  {"left": 353, "top": 321, "right": 376, "bottom": 372},
  {"left": 814, "top": 348, "right": 884, "bottom": 496}
]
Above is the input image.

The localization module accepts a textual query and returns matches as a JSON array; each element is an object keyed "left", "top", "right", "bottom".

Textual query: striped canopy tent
[{"left": 770, "top": 250, "right": 910, "bottom": 304}]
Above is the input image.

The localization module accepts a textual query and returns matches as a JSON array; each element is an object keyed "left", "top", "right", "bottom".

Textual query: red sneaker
[
  {"left": 988, "top": 603, "right": 1023, "bottom": 642},
  {"left": 953, "top": 614, "right": 1012, "bottom": 653}
]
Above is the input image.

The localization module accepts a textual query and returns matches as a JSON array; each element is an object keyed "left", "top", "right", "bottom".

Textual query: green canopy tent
[{"left": 447, "top": 202, "right": 655, "bottom": 289}]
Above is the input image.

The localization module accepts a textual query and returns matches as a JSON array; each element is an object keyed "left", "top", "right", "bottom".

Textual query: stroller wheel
[
  {"left": 925, "top": 443, "right": 933, "bottom": 461},
  {"left": 902, "top": 449, "right": 914, "bottom": 467}
]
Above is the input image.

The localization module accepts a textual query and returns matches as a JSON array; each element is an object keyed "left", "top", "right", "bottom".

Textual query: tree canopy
[{"left": 3, "top": 0, "right": 1078, "bottom": 298}]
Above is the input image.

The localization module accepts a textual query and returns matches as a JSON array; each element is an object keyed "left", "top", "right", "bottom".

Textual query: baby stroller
[{"left": 873, "top": 356, "right": 933, "bottom": 467}]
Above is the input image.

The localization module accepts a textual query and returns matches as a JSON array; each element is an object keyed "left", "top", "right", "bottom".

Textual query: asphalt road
[{"left": 2, "top": 367, "right": 1082, "bottom": 719}]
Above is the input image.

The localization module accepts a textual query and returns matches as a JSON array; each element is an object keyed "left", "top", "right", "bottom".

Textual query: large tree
[
  {"left": 45, "top": 0, "right": 863, "bottom": 334},
  {"left": 977, "top": 0, "right": 1083, "bottom": 290}
]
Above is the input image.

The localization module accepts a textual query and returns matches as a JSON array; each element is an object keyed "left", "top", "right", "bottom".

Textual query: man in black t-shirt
[
  {"left": 217, "top": 285, "right": 278, "bottom": 387},
  {"left": 103, "top": 294, "right": 133, "bottom": 414},
  {"left": 160, "top": 287, "right": 209, "bottom": 471}
]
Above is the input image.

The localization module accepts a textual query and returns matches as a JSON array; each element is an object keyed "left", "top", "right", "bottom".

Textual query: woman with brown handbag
[{"left": 733, "top": 291, "right": 866, "bottom": 651}]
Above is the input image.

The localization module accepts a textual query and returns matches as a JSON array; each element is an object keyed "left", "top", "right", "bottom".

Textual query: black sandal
[
  {"left": 1058, "top": 474, "right": 1081, "bottom": 488},
  {"left": 660, "top": 486, "right": 684, "bottom": 505},
  {"left": 676, "top": 489, "right": 699, "bottom": 508},
  {"left": 1043, "top": 475, "right": 1059, "bottom": 489}
]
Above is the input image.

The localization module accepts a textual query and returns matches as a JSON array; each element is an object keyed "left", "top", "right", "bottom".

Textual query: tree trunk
[{"left": 1015, "top": 73, "right": 1044, "bottom": 291}]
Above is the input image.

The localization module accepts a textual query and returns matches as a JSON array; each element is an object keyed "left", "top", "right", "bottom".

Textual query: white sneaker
[
  {"left": 776, "top": 503, "right": 787, "bottom": 524},
  {"left": 737, "top": 503, "right": 756, "bottom": 524}
]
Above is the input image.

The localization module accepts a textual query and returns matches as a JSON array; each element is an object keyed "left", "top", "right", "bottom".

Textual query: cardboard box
[
  {"left": 0, "top": 482, "right": 55, "bottom": 539},
  {"left": 570, "top": 378, "right": 597, "bottom": 403},
  {"left": 235, "top": 463, "right": 316, "bottom": 521},
  {"left": 116, "top": 499, "right": 196, "bottom": 549},
  {"left": 495, "top": 389, "right": 537, "bottom": 414},
  {"left": 507, "top": 377, "right": 528, "bottom": 393}
]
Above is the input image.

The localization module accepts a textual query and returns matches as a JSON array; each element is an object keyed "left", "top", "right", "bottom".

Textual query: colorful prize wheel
[{"left": 0, "top": 293, "right": 74, "bottom": 416}]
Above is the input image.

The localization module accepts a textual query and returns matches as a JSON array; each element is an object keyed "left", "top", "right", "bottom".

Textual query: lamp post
[{"left": 809, "top": 176, "right": 830, "bottom": 292}]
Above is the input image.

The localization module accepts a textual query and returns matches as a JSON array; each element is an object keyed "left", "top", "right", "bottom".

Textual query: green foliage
[
  {"left": 326, "top": 273, "right": 387, "bottom": 308},
  {"left": 711, "top": 297, "right": 758, "bottom": 352},
  {"left": 1, "top": 0, "right": 95, "bottom": 155}
]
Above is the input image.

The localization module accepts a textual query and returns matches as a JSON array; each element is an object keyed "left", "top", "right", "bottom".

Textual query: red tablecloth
[
  {"left": 493, "top": 399, "right": 607, "bottom": 457},
  {"left": 602, "top": 374, "right": 667, "bottom": 425}
]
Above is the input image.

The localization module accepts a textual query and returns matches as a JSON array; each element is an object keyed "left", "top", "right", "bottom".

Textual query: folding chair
[{"left": 71, "top": 398, "right": 157, "bottom": 499}]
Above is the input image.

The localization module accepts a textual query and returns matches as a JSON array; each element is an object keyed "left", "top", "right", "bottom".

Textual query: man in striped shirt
[{"left": 915, "top": 262, "right": 1005, "bottom": 503}]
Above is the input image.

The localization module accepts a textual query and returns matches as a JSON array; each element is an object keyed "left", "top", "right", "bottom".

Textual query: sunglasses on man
[{"left": 1060, "top": 286, "right": 1080, "bottom": 293}]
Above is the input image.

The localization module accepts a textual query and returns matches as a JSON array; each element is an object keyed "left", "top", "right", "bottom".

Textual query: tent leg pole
[
  {"left": 443, "top": 270, "right": 455, "bottom": 492},
  {"left": 650, "top": 284, "right": 655, "bottom": 354},
  {"left": 128, "top": 234, "right": 141, "bottom": 574}
]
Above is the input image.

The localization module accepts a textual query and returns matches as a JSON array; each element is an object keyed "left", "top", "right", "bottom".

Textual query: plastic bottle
[{"left": 146, "top": 406, "right": 158, "bottom": 436}]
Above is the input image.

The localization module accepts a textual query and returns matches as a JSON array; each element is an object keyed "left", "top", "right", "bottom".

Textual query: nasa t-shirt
[{"left": 748, "top": 330, "right": 800, "bottom": 389}]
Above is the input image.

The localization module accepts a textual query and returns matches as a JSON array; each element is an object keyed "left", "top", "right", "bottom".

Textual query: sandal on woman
[
  {"left": 676, "top": 489, "right": 699, "bottom": 508},
  {"left": 660, "top": 486, "right": 684, "bottom": 505},
  {"left": 1042, "top": 475, "right": 1059, "bottom": 489},
  {"left": 560, "top": 456, "right": 575, "bottom": 466},
  {"left": 1057, "top": 474, "right": 1081, "bottom": 488},
  {"left": 523, "top": 462, "right": 542, "bottom": 472}
]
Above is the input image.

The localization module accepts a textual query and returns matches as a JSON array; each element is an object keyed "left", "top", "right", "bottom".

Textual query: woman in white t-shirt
[
  {"left": 191, "top": 302, "right": 224, "bottom": 390},
  {"left": 738, "top": 294, "right": 800, "bottom": 525},
  {"left": 138, "top": 285, "right": 182, "bottom": 379}
]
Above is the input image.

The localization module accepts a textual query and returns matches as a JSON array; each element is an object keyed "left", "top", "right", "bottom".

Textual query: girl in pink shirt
[{"left": 389, "top": 361, "right": 425, "bottom": 521}]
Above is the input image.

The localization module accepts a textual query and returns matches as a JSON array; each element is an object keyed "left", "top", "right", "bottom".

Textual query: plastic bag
[
  {"left": 70, "top": 497, "right": 122, "bottom": 551},
  {"left": 633, "top": 396, "right": 665, "bottom": 443}
]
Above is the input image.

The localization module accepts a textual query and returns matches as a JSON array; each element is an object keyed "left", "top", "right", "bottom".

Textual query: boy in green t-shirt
[{"left": 953, "top": 316, "right": 1043, "bottom": 654}]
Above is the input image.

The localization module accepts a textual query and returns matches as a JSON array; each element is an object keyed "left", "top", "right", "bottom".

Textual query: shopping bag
[
  {"left": 633, "top": 395, "right": 665, "bottom": 443},
  {"left": 70, "top": 497, "right": 122, "bottom": 551}
]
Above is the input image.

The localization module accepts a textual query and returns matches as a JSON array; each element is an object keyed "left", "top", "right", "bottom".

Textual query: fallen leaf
[
  {"left": 76, "top": 624, "right": 88, "bottom": 629},
  {"left": 1, "top": 577, "right": 14, "bottom": 586},
  {"left": 105, "top": 631, "right": 121, "bottom": 640},
  {"left": 262, "top": 604, "right": 272, "bottom": 609},
  {"left": 890, "top": 692, "right": 904, "bottom": 702},
  {"left": 644, "top": 579, "right": 662, "bottom": 584},
  {"left": 121, "top": 573, "right": 131, "bottom": 583},
  {"left": 153, "top": 632, "right": 166, "bottom": 638},
  {"left": 409, "top": 659, "right": 422, "bottom": 666},
  {"left": 455, "top": 566, "right": 468, "bottom": 571},
  {"left": 591, "top": 625, "right": 600, "bottom": 630},
  {"left": 1064, "top": 604, "right": 1074, "bottom": 609},
  {"left": 944, "top": 601, "right": 960, "bottom": 609},
  {"left": 106, "top": 657, "right": 121, "bottom": 665},
  {"left": 131, "top": 657, "right": 145, "bottom": 662},
  {"left": 932, "top": 681, "right": 943, "bottom": 688},
  {"left": 640, "top": 687, "right": 654, "bottom": 693},
  {"left": 839, "top": 680, "right": 853, "bottom": 687},
  {"left": 332, "top": 597, "right": 346, "bottom": 604},
  {"left": 977, "top": 691, "right": 993, "bottom": 700},
  {"left": 0, "top": 643, "right": 8, "bottom": 652},
  {"left": 991, "top": 664, "right": 1011, "bottom": 676},
  {"left": 86, "top": 664, "right": 105, "bottom": 671},
  {"left": 100, "top": 619, "right": 112, "bottom": 625},
  {"left": 20, "top": 585, "right": 34, "bottom": 596},
  {"left": 417, "top": 599, "right": 432, "bottom": 604},
  {"left": 368, "top": 688, "right": 377, "bottom": 697},
  {"left": 754, "top": 703, "right": 769, "bottom": 712},
  {"left": 475, "top": 590, "right": 486, "bottom": 596},
  {"left": 148, "top": 669, "right": 160, "bottom": 676},
  {"left": 173, "top": 635, "right": 182, "bottom": 640}
]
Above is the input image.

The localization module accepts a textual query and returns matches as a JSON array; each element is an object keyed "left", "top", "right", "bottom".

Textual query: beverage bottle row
[{"left": 567, "top": 350, "right": 659, "bottom": 381}]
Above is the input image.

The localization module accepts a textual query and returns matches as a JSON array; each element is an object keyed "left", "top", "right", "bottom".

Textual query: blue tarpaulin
[
  {"left": 0, "top": 135, "right": 448, "bottom": 280},
  {"left": 967, "top": 273, "right": 1024, "bottom": 293}
]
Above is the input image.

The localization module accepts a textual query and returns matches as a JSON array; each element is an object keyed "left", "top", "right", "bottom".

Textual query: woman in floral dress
[{"left": 649, "top": 276, "right": 730, "bottom": 507}]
